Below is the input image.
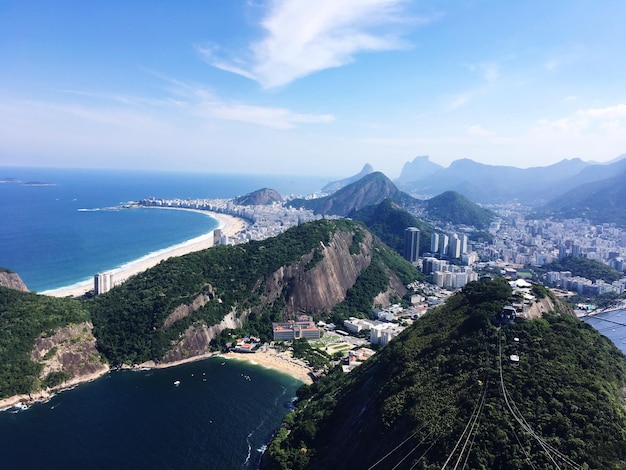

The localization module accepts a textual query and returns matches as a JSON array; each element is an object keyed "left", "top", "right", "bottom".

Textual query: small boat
[{"left": 174, "top": 380, "right": 181, "bottom": 386}]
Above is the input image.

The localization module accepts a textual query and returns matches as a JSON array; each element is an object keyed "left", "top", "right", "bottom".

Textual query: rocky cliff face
[
  {"left": 31, "top": 322, "right": 108, "bottom": 387},
  {"left": 160, "top": 226, "right": 407, "bottom": 362},
  {"left": 266, "top": 230, "right": 374, "bottom": 317},
  {"left": 0, "top": 270, "right": 28, "bottom": 292}
]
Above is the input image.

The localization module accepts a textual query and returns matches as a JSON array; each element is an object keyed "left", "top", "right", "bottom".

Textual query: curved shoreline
[
  {"left": 0, "top": 348, "right": 312, "bottom": 411},
  {"left": 40, "top": 209, "right": 247, "bottom": 298}
]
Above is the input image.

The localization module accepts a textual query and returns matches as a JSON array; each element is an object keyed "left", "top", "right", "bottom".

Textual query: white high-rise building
[
  {"left": 94, "top": 272, "right": 112, "bottom": 295},
  {"left": 430, "top": 233, "right": 440, "bottom": 253}
]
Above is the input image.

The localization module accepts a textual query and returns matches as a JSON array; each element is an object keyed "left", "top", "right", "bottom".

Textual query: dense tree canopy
[{"left": 263, "top": 279, "right": 626, "bottom": 469}]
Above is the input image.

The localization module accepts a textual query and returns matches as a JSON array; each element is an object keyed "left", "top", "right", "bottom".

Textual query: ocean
[
  {"left": 0, "top": 167, "right": 328, "bottom": 292},
  {"left": 582, "top": 309, "right": 626, "bottom": 355},
  {"left": 0, "top": 167, "right": 327, "bottom": 469}
]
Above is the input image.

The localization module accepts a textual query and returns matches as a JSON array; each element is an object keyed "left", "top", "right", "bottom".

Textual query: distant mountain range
[
  {"left": 534, "top": 168, "right": 626, "bottom": 227},
  {"left": 290, "top": 172, "right": 494, "bottom": 230},
  {"left": 394, "top": 154, "right": 626, "bottom": 206},
  {"left": 321, "top": 163, "right": 374, "bottom": 193}
]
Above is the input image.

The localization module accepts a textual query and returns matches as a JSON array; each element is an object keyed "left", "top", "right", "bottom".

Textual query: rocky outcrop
[
  {"left": 0, "top": 270, "right": 28, "bottom": 292},
  {"left": 31, "top": 322, "right": 108, "bottom": 386},
  {"left": 163, "top": 292, "right": 213, "bottom": 330},
  {"left": 266, "top": 230, "right": 373, "bottom": 316},
  {"left": 234, "top": 188, "right": 283, "bottom": 206},
  {"left": 161, "top": 310, "right": 244, "bottom": 364}
]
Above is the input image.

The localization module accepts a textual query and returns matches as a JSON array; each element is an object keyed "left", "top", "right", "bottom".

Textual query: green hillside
[
  {"left": 0, "top": 287, "right": 90, "bottom": 398},
  {"left": 263, "top": 279, "right": 626, "bottom": 469},
  {"left": 89, "top": 219, "right": 419, "bottom": 365},
  {"left": 350, "top": 198, "right": 435, "bottom": 257},
  {"left": 538, "top": 170, "right": 626, "bottom": 227},
  {"left": 424, "top": 190, "right": 494, "bottom": 229},
  {"left": 542, "top": 257, "right": 622, "bottom": 283}
]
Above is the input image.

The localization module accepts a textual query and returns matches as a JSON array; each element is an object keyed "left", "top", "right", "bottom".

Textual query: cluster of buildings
[
  {"left": 137, "top": 197, "right": 325, "bottom": 243},
  {"left": 483, "top": 215, "right": 626, "bottom": 273},
  {"left": 272, "top": 315, "right": 321, "bottom": 341},
  {"left": 403, "top": 227, "right": 481, "bottom": 289},
  {"left": 543, "top": 271, "right": 624, "bottom": 296}
]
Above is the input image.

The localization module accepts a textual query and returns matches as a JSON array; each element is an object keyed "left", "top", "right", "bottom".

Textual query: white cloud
[
  {"left": 194, "top": 98, "right": 334, "bottom": 129},
  {"left": 578, "top": 103, "right": 626, "bottom": 120},
  {"left": 465, "top": 61, "right": 500, "bottom": 82},
  {"left": 57, "top": 83, "right": 335, "bottom": 130},
  {"left": 466, "top": 124, "right": 494, "bottom": 137},
  {"left": 446, "top": 92, "right": 471, "bottom": 110},
  {"left": 535, "top": 103, "right": 626, "bottom": 135},
  {"left": 199, "top": 0, "right": 431, "bottom": 88}
]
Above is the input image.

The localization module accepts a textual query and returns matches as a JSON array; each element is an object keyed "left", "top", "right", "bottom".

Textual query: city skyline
[{"left": 2, "top": 0, "right": 625, "bottom": 177}]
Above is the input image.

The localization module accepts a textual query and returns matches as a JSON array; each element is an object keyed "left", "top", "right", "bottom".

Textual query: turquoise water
[{"left": 0, "top": 167, "right": 327, "bottom": 291}]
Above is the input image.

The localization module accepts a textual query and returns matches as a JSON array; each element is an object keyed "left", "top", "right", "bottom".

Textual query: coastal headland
[{"left": 40, "top": 209, "right": 247, "bottom": 298}]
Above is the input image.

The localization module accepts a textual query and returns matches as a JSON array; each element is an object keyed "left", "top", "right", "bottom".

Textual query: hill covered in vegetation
[
  {"left": 424, "top": 190, "right": 494, "bottom": 229},
  {"left": 263, "top": 278, "right": 626, "bottom": 469},
  {"left": 289, "top": 172, "right": 418, "bottom": 217},
  {"left": 89, "top": 219, "right": 419, "bottom": 365},
  {"left": 536, "top": 169, "right": 626, "bottom": 227},
  {"left": 0, "top": 287, "right": 94, "bottom": 398},
  {"left": 350, "top": 198, "right": 436, "bottom": 257},
  {"left": 0, "top": 220, "right": 420, "bottom": 399}
]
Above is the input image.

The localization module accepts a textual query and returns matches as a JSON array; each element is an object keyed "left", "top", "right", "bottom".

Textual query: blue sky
[{"left": 2, "top": 0, "right": 625, "bottom": 178}]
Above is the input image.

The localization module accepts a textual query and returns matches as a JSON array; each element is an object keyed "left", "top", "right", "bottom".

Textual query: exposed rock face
[
  {"left": 0, "top": 270, "right": 28, "bottom": 292},
  {"left": 161, "top": 310, "right": 244, "bottom": 364},
  {"left": 267, "top": 230, "right": 373, "bottom": 316},
  {"left": 234, "top": 188, "right": 283, "bottom": 206},
  {"left": 31, "top": 322, "right": 108, "bottom": 385},
  {"left": 160, "top": 226, "right": 408, "bottom": 362},
  {"left": 163, "top": 292, "right": 213, "bottom": 330}
]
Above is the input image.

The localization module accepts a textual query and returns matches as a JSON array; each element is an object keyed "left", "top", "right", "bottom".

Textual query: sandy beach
[
  {"left": 41, "top": 209, "right": 247, "bottom": 298},
  {"left": 220, "top": 349, "right": 314, "bottom": 385}
]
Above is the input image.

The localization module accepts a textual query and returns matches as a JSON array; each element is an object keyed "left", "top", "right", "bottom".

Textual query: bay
[{"left": 0, "top": 357, "right": 302, "bottom": 469}]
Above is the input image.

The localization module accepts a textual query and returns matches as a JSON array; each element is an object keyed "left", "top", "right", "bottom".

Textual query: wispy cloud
[
  {"left": 466, "top": 124, "right": 494, "bottom": 137},
  {"left": 199, "top": 0, "right": 434, "bottom": 88},
  {"left": 57, "top": 82, "right": 334, "bottom": 129},
  {"left": 193, "top": 97, "right": 334, "bottom": 129},
  {"left": 535, "top": 103, "right": 626, "bottom": 135},
  {"left": 465, "top": 61, "right": 500, "bottom": 82}
]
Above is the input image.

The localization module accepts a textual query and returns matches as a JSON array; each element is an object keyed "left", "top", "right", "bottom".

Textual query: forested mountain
[
  {"left": 0, "top": 220, "right": 419, "bottom": 399},
  {"left": 89, "top": 219, "right": 419, "bottom": 365},
  {"left": 0, "top": 287, "right": 96, "bottom": 398},
  {"left": 424, "top": 190, "right": 494, "bottom": 229},
  {"left": 536, "top": 169, "right": 626, "bottom": 227},
  {"left": 263, "top": 278, "right": 626, "bottom": 469},
  {"left": 395, "top": 156, "right": 626, "bottom": 205},
  {"left": 394, "top": 155, "right": 443, "bottom": 187},
  {"left": 350, "top": 199, "right": 436, "bottom": 257},
  {"left": 289, "top": 172, "right": 418, "bottom": 216}
]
